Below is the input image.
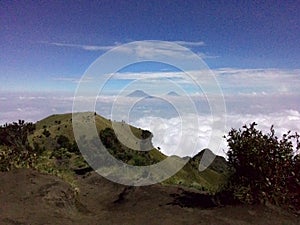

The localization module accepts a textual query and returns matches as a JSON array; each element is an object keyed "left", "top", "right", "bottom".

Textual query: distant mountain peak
[
  {"left": 126, "top": 90, "right": 150, "bottom": 98},
  {"left": 167, "top": 91, "right": 180, "bottom": 96}
]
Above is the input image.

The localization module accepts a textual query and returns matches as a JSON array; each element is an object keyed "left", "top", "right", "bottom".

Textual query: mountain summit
[
  {"left": 167, "top": 91, "right": 180, "bottom": 96},
  {"left": 126, "top": 90, "right": 150, "bottom": 98}
]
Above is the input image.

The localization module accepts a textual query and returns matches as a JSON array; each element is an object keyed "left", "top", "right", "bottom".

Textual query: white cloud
[
  {"left": 132, "top": 115, "right": 212, "bottom": 157},
  {"left": 45, "top": 42, "right": 117, "bottom": 51},
  {"left": 132, "top": 110, "right": 300, "bottom": 158},
  {"left": 18, "top": 96, "right": 47, "bottom": 100},
  {"left": 216, "top": 68, "right": 300, "bottom": 95},
  {"left": 117, "top": 41, "right": 200, "bottom": 59},
  {"left": 196, "top": 52, "right": 219, "bottom": 59},
  {"left": 45, "top": 40, "right": 205, "bottom": 51},
  {"left": 43, "top": 40, "right": 210, "bottom": 60},
  {"left": 52, "top": 77, "right": 79, "bottom": 83},
  {"left": 52, "top": 76, "right": 94, "bottom": 84},
  {"left": 73, "top": 68, "right": 299, "bottom": 97},
  {"left": 111, "top": 71, "right": 183, "bottom": 80},
  {"left": 173, "top": 41, "right": 205, "bottom": 46}
]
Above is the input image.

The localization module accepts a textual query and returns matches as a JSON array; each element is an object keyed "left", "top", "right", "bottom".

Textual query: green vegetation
[
  {"left": 0, "top": 120, "right": 37, "bottom": 171},
  {"left": 99, "top": 127, "right": 159, "bottom": 166},
  {"left": 224, "top": 122, "right": 300, "bottom": 212},
  {"left": 0, "top": 117, "right": 86, "bottom": 187},
  {"left": 162, "top": 153, "right": 228, "bottom": 193}
]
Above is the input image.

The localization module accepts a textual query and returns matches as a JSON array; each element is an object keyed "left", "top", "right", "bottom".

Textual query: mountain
[
  {"left": 2, "top": 112, "right": 228, "bottom": 192},
  {"left": 191, "top": 149, "right": 229, "bottom": 174},
  {"left": 29, "top": 112, "right": 165, "bottom": 177},
  {"left": 127, "top": 90, "right": 181, "bottom": 99},
  {"left": 126, "top": 90, "right": 151, "bottom": 98},
  {"left": 167, "top": 91, "right": 180, "bottom": 96}
]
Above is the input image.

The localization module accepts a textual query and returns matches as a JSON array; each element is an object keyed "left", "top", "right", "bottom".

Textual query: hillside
[{"left": 25, "top": 112, "right": 228, "bottom": 192}]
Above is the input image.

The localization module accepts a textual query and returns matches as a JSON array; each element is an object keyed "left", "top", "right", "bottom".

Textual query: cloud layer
[
  {"left": 1, "top": 92, "right": 300, "bottom": 158},
  {"left": 45, "top": 40, "right": 205, "bottom": 52},
  {"left": 133, "top": 110, "right": 300, "bottom": 157},
  {"left": 1, "top": 68, "right": 299, "bottom": 158}
]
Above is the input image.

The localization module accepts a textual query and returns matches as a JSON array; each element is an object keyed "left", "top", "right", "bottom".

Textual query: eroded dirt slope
[{"left": 0, "top": 169, "right": 299, "bottom": 225}]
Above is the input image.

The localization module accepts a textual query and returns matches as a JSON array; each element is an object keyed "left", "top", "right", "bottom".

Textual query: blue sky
[
  {"left": 1, "top": 1, "right": 300, "bottom": 92},
  {"left": 1, "top": 1, "right": 300, "bottom": 156}
]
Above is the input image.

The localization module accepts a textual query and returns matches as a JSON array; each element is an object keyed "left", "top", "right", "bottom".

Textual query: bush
[
  {"left": 99, "top": 128, "right": 117, "bottom": 149},
  {"left": 51, "top": 147, "right": 71, "bottom": 161},
  {"left": 42, "top": 128, "right": 51, "bottom": 137},
  {"left": 0, "top": 120, "right": 37, "bottom": 171},
  {"left": 57, "top": 135, "right": 70, "bottom": 149},
  {"left": 225, "top": 122, "right": 300, "bottom": 211}
]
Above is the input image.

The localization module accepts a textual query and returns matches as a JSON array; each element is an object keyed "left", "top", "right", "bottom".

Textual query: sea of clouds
[
  {"left": 1, "top": 68, "right": 300, "bottom": 157},
  {"left": 1, "top": 92, "right": 300, "bottom": 158},
  {"left": 132, "top": 110, "right": 300, "bottom": 157}
]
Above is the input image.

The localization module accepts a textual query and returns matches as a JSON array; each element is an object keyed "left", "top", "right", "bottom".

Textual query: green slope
[{"left": 27, "top": 112, "right": 228, "bottom": 192}]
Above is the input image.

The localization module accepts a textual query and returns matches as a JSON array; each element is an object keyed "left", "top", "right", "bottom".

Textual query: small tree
[{"left": 225, "top": 122, "right": 300, "bottom": 211}]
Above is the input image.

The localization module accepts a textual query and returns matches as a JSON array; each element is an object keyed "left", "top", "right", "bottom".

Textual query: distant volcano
[
  {"left": 167, "top": 91, "right": 180, "bottom": 96},
  {"left": 126, "top": 90, "right": 151, "bottom": 98}
]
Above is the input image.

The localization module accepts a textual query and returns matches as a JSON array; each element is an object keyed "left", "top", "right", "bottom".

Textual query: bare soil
[{"left": 0, "top": 169, "right": 299, "bottom": 225}]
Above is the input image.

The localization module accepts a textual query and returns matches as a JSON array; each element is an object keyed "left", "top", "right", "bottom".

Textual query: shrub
[
  {"left": 225, "top": 122, "right": 300, "bottom": 211},
  {"left": 0, "top": 120, "right": 37, "bottom": 171},
  {"left": 57, "top": 135, "right": 70, "bottom": 149},
  {"left": 42, "top": 128, "right": 51, "bottom": 137}
]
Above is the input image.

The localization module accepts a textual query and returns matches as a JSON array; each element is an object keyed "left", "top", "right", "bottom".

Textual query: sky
[{"left": 1, "top": 1, "right": 300, "bottom": 156}]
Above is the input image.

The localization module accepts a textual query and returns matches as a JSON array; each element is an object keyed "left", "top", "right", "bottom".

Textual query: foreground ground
[{"left": 0, "top": 169, "right": 299, "bottom": 225}]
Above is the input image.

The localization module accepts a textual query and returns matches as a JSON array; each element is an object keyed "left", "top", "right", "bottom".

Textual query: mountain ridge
[{"left": 27, "top": 112, "right": 228, "bottom": 192}]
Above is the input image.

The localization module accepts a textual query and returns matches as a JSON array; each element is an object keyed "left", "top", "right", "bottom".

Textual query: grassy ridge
[{"left": 25, "top": 112, "right": 228, "bottom": 192}]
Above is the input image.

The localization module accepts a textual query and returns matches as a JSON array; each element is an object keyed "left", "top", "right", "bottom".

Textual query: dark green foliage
[
  {"left": 225, "top": 122, "right": 300, "bottom": 211},
  {"left": 0, "top": 120, "right": 35, "bottom": 146},
  {"left": 33, "top": 142, "right": 45, "bottom": 155},
  {"left": 131, "top": 154, "right": 146, "bottom": 166},
  {"left": 54, "top": 120, "right": 61, "bottom": 124},
  {"left": 99, "top": 127, "right": 157, "bottom": 166},
  {"left": 51, "top": 147, "right": 71, "bottom": 161},
  {"left": 99, "top": 128, "right": 118, "bottom": 149},
  {"left": 57, "top": 135, "right": 70, "bottom": 149},
  {"left": 0, "top": 120, "right": 37, "bottom": 171},
  {"left": 141, "top": 130, "right": 152, "bottom": 139},
  {"left": 42, "top": 128, "right": 51, "bottom": 137},
  {"left": 70, "top": 141, "right": 80, "bottom": 154},
  {"left": 50, "top": 135, "right": 81, "bottom": 168}
]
